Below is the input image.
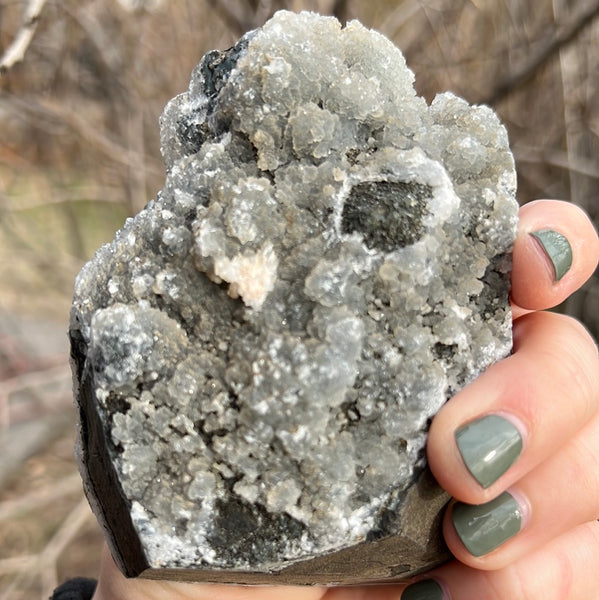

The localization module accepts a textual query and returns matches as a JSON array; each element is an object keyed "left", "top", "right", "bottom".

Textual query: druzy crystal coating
[{"left": 70, "top": 11, "right": 518, "bottom": 581}]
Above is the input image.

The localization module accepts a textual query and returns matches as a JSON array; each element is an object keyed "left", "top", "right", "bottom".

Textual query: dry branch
[
  {"left": 39, "top": 499, "right": 92, "bottom": 595},
  {"left": 0, "top": 0, "right": 48, "bottom": 74},
  {"left": 209, "top": 0, "right": 278, "bottom": 37},
  {"left": 0, "top": 499, "right": 92, "bottom": 600},
  {"left": 484, "top": 0, "right": 599, "bottom": 104},
  {"left": 209, "top": 0, "right": 255, "bottom": 36},
  {"left": 514, "top": 145, "right": 599, "bottom": 180},
  {"left": 0, "top": 415, "right": 71, "bottom": 489},
  {"left": 0, "top": 555, "right": 37, "bottom": 577},
  {"left": 0, "top": 473, "right": 81, "bottom": 522},
  {"left": 332, "top": 0, "right": 349, "bottom": 23},
  {"left": 377, "top": 0, "right": 422, "bottom": 46},
  {"left": 0, "top": 92, "right": 164, "bottom": 177}
]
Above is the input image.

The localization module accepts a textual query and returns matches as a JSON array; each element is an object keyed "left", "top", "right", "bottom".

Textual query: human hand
[
  {"left": 91, "top": 199, "right": 599, "bottom": 600},
  {"left": 420, "top": 199, "right": 599, "bottom": 599}
]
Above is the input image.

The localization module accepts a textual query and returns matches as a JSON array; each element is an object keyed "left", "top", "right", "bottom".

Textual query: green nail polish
[
  {"left": 452, "top": 491, "right": 522, "bottom": 557},
  {"left": 455, "top": 414, "right": 523, "bottom": 488},
  {"left": 402, "top": 579, "right": 445, "bottom": 600},
  {"left": 530, "top": 229, "right": 573, "bottom": 281}
]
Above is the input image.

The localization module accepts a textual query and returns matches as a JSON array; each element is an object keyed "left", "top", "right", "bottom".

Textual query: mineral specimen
[{"left": 70, "top": 10, "right": 519, "bottom": 584}]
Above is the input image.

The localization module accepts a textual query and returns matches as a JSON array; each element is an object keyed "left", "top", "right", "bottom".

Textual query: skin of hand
[{"left": 92, "top": 200, "right": 599, "bottom": 600}]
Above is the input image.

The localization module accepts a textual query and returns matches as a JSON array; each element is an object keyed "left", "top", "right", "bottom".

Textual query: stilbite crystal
[{"left": 70, "top": 10, "right": 519, "bottom": 584}]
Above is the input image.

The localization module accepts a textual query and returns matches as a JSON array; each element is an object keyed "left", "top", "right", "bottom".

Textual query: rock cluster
[{"left": 70, "top": 10, "right": 518, "bottom": 584}]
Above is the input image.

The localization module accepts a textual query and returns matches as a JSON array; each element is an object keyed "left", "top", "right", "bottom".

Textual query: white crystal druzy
[{"left": 72, "top": 11, "right": 518, "bottom": 572}]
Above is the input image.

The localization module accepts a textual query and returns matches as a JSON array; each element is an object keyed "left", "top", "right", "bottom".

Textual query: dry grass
[
  {"left": 0, "top": 1, "right": 597, "bottom": 597},
  {"left": 0, "top": 313, "right": 103, "bottom": 599}
]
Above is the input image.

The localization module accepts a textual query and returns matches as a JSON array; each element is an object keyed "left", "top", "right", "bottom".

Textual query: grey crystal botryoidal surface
[{"left": 70, "top": 10, "right": 519, "bottom": 584}]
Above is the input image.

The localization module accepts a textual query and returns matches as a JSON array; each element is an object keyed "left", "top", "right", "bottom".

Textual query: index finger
[{"left": 511, "top": 200, "right": 598, "bottom": 316}]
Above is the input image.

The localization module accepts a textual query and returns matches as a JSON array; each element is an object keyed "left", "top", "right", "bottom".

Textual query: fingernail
[
  {"left": 401, "top": 579, "right": 445, "bottom": 600},
  {"left": 452, "top": 491, "right": 522, "bottom": 557},
  {"left": 530, "top": 229, "right": 573, "bottom": 281},
  {"left": 455, "top": 414, "right": 523, "bottom": 489}
]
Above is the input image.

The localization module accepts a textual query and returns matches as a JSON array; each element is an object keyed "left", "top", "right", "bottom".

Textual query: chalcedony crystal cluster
[{"left": 70, "top": 10, "right": 518, "bottom": 584}]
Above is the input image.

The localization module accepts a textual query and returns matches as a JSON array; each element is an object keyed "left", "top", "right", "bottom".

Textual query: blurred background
[{"left": 0, "top": 1, "right": 597, "bottom": 598}]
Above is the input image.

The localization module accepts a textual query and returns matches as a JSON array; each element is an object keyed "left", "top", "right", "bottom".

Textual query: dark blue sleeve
[{"left": 50, "top": 578, "right": 97, "bottom": 600}]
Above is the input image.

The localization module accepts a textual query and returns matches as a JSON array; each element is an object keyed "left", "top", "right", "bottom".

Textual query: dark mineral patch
[{"left": 341, "top": 181, "right": 432, "bottom": 251}]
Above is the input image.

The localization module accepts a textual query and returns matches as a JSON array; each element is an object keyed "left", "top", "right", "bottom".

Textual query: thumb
[{"left": 511, "top": 199, "right": 599, "bottom": 313}]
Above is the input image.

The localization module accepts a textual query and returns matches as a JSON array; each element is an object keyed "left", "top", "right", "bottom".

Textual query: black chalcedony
[
  {"left": 176, "top": 115, "right": 213, "bottom": 156},
  {"left": 176, "top": 36, "right": 252, "bottom": 155},
  {"left": 200, "top": 36, "right": 251, "bottom": 101},
  {"left": 341, "top": 180, "right": 432, "bottom": 252},
  {"left": 207, "top": 497, "right": 306, "bottom": 565}
]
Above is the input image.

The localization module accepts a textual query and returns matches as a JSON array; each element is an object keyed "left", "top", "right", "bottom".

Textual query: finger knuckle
[
  {"left": 505, "top": 550, "right": 573, "bottom": 600},
  {"left": 567, "top": 427, "right": 599, "bottom": 522},
  {"left": 540, "top": 315, "right": 599, "bottom": 422}
]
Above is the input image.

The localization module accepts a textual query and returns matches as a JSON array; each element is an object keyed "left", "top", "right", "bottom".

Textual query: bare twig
[
  {"left": 513, "top": 145, "right": 599, "bottom": 179},
  {"left": 0, "top": 0, "right": 48, "bottom": 74},
  {"left": 332, "top": 0, "right": 349, "bottom": 23},
  {"left": 484, "top": 0, "right": 599, "bottom": 104},
  {"left": 0, "top": 364, "right": 69, "bottom": 399},
  {"left": 0, "top": 414, "right": 71, "bottom": 489},
  {"left": 0, "top": 473, "right": 81, "bottom": 522},
  {"left": 0, "top": 499, "right": 92, "bottom": 600},
  {"left": 5, "top": 187, "right": 125, "bottom": 211},
  {"left": 68, "top": 4, "right": 123, "bottom": 75},
  {"left": 208, "top": 0, "right": 276, "bottom": 37},
  {"left": 0, "top": 363, "right": 71, "bottom": 427},
  {"left": 0, "top": 554, "right": 37, "bottom": 576},
  {"left": 0, "top": 554, "right": 41, "bottom": 600},
  {"left": 0, "top": 92, "right": 164, "bottom": 177},
  {"left": 126, "top": 103, "right": 150, "bottom": 214},
  {"left": 39, "top": 499, "right": 92, "bottom": 597},
  {"left": 385, "top": 0, "right": 422, "bottom": 32},
  {"left": 209, "top": 0, "right": 248, "bottom": 37}
]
